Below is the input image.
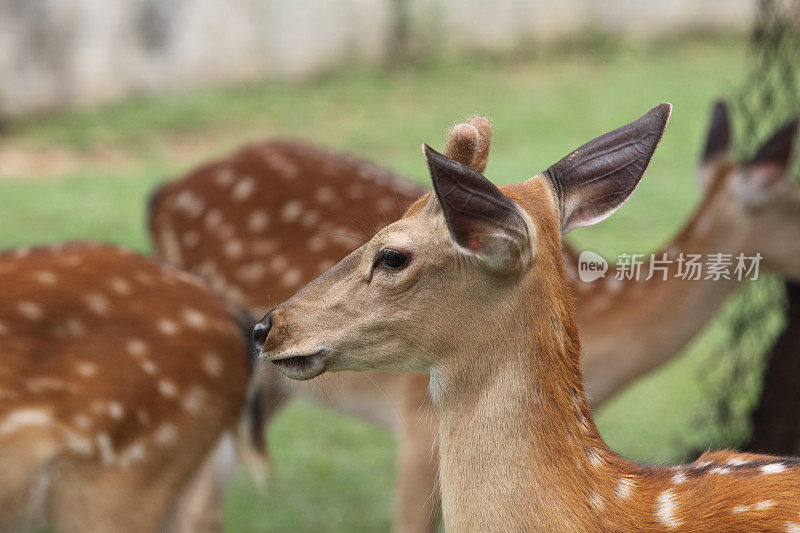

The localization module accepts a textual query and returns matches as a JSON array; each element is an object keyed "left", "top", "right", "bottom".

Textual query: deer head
[
  {"left": 254, "top": 104, "right": 671, "bottom": 381},
  {"left": 695, "top": 101, "right": 800, "bottom": 278}
]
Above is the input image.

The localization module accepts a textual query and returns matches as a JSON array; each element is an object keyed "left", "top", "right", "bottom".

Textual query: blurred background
[{"left": 1, "top": 0, "right": 799, "bottom": 531}]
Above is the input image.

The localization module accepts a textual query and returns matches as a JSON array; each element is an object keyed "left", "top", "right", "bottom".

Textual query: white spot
[
  {"left": 66, "top": 317, "right": 85, "bottom": 337},
  {"left": 60, "top": 255, "right": 83, "bottom": 267},
  {"left": 181, "top": 307, "right": 207, "bottom": 329},
  {"left": 182, "top": 230, "right": 200, "bottom": 247},
  {"left": 107, "top": 402, "right": 124, "bottom": 420},
  {"left": 205, "top": 208, "right": 223, "bottom": 229},
  {"left": 158, "top": 380, "right": 178, "bottom": 398},
  {"left": 786, "top": 522, "right": 800, "bottom": 533},
  {"left": 0, "top": 409, "right": 52, "bottom": 435},
  {"left": 615, "top": 476, "right": 636, "bottom": 500},
  {"left": 75, "top": 361, "right": 98, "bottom": 378},
  {"left": 157, "top": 319, "right": 179, "bottom": 336},
  {"left": 671, "top": 471, "right": 686, "bottom": 484},
  {"left": 760, "top": 463, "right": 787, "bottom": 474},
  {"left": 734, "top": 500, "right": 776, "bottom": 513},
  {"left": 314, "top": 186, "right": 336, "bottom": 204},
  {"left": 280, "top": 200, "right": 304, "bottom": 223},
  {"left": 33, "top": 271, "right": 57, "bottom": 285},
  {"left": 281, "top": 268, "right": 303, "bottom": 288},
  {"left": 586, "top": 448, "right": 604, "bottom": 468},
  {"left": 154, "top": 423, "right": 178, "bottom": 446},
  {"left": 109, "top": 277, "right": 133, "bottom": 295},
  {"left": 709, "top": 467, "right": 730, "bottom": 475},
  {"left": 727, "top": 457, "right": 749, "bottom": 466},
  {"left": 589, "top": 492, "right": 604, "bottom": 510},
  {"left": 96, "top": 432, "right": 116, "bottom": 465},
  {"left": 202, "top": 352, "right": 223, "bottom": 378},
  {"left": 26, "top": 377, "right": 68, "bottom": 393},
  {"left": 17, "top": 301, "right": 44, "bottom": 320},
  {"left": 655, "top": 489, "right": 682, "bottom": 529},
  {"left": 126, "top": 339, "right": 148, "bottom": 358},
  {"left": 13, "top": 247, "right": 31, "bottom": 258},
  {"left": 308, "top": 234, "right": 327, "bottom": 252},
  {"left": 248, "top": 210, "right": 270, "bottom": 232},
  {"left": 64, "top": 430, "right": 94, "bottom": 456},
  {"left": 215, "top": 167, "right": 235, "bottom": 187},
  {"left": 263, "top": 151, "right": 299, "bottom": 178},
  {"left": 301, "top": 210, "right": 321, "bottom": 228},
  {"left": 173, "top": 190, "right": 206, "bottom": 218},
  {"left": 224, "top": 240, "right": 244, "bottom": 259},
  {"left": 182, "top": 386, "right": 205, "bottom": 414},
  {"left": 694, "top": 460, "right": 712, "bottom": 469},
  {"left": 84, "top": 293, "right": 111, "bottom": 316},
  {"left": 754, "top": 499, "right": 776, "bottom": 511},
  {"left": 118, "top": 441, "right": 146, "bottom": 468},
  {"left": 140, "top": 360, "right": 158, "bottom": 375},
  {"left": 232, "top": 176, "right": 256, "bottom": 201}
]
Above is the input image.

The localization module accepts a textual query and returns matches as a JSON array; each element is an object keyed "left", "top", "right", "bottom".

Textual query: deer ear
[
  {"left": 423, "top": 144, "right": 527, "bottom": 273},
  {"left": 698, "top": 100, "right": 732, "bottom": 189},
  {"left": 545, "top": 103, "right": 671, "bottom": 234},
  {"left": 701, "top": 100, "right": 732, "bottom": 163},
  {"left": 737, "top": 117, "right": 799, "bottom": 204}
]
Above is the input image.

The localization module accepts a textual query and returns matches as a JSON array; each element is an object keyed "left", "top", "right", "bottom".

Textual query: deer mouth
[{"left": 270, "top": 348, "right": 329, "bottom": 380}]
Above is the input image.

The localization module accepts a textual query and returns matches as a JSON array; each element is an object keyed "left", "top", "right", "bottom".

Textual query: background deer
[
  {"left": 149, "top": 102, "right": 800, "bottom": 531},
  {"left": 257, "top": 103, "right": 800, "bottom": 532},
  {"left": 0, "top": 242, "right": 264, "bottom": 532},
  {"left": 571, "top": 102, "right": 800, "bottom": 404}
]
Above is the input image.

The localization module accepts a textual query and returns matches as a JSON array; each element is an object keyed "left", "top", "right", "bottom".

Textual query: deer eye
[{"left": 375, "top": 248, "right": 408, "bottom": 270}]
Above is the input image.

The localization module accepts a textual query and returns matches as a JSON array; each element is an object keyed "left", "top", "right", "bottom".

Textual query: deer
[
  {"left": 148, "top": 102, "right": 800, "bottom": 532},
  {"left": 255, "top": 103, "right": 800, "bottom": 532},
  {"left": 0, "top": 242, "right": 266, "bottom": 532},
  {"left": 570, "top": 101, "right": 800, "bottom": 404}
]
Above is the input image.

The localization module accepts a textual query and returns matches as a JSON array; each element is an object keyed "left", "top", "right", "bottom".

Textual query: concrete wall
[{"left": 0, "top": 0, "right": 752, "bottom": 117}]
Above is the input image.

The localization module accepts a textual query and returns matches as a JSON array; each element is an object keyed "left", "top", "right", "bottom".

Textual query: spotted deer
[
  {"left": 149, "top": 103, "right": 800, "bottom": 532},
  {"left": 256, "top": 103, "right": 800, "bottom": 532},
  {"left": 0, "top": 242, "right": 265, "bottom": 532},
  {"left": 148, "top": 139, "right": 438, "bottom": 531},
  {"left": 572, "top": 101, "right": 800, "bottom": 404}
]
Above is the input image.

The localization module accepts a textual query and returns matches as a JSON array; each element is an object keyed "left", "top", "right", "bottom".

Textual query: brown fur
[{"left": 0, "top": 243, "right": 257, "bottom": 532}]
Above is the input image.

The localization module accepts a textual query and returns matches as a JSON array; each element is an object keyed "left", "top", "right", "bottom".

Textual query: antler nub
[{"left": 444, "top": 115, "right": 492, "bottom": 174}]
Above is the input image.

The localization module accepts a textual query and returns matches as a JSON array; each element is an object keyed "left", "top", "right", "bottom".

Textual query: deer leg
[
  {"left": 166, "top": 438, "right": 235, "bottom": 533},
  {"left": 0, "top": 430, "right": 61, "bottom": 532}
]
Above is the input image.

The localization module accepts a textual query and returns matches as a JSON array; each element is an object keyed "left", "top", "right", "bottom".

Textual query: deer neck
[
  {"left": 577, "top": 181, "right": 748, "bottom": 405},
  {"left": 430, "top": 271, "right": 611, "bottom": 531}
]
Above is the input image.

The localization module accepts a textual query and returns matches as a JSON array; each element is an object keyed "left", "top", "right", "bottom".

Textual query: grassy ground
[{"left": 0, "top": 35, "right": 761, "bottom": 531}]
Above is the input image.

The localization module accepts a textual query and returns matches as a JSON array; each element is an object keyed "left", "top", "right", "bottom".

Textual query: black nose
[{"left": 253, "top": 315, "right": 272, "bottom": 352}]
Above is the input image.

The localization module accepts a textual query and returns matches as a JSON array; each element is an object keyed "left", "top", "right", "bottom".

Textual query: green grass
[{"left": 0, "top": 35, "right": 762, "bottom": 530}]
